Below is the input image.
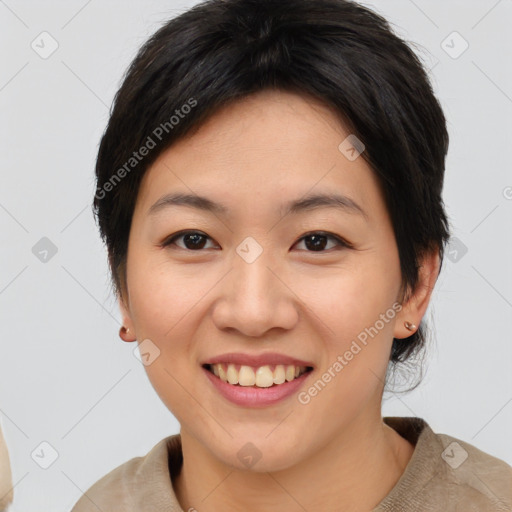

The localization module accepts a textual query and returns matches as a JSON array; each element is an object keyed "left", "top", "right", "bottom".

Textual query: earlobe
[
  {"left": 118, "top": 293, "right": 137, "bottom": 342},
  {"left": 394, "top": 249, "right": 440, "bottom": 340}
]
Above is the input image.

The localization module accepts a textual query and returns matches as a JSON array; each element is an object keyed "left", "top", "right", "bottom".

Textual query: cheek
[
  {"left": 128, "top": 256, "right": 211, "bottom": 336},
  {"left": 305, "top": 260, "right": 399, "bottom": 337},
  {"left": 304, "top": 261, "right": 399, "bottom": 401},
  {"left": 127, "top": 259, "right": 207, "bottom": 419}
]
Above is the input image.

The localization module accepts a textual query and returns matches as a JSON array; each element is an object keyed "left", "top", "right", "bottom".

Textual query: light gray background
[{"left": 1, "top": 1, "right": 511, "bottom": 510}]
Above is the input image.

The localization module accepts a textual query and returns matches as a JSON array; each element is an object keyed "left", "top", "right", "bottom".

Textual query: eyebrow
[{"left": 148, "top": 192, "right": 368, "bottom": 220}]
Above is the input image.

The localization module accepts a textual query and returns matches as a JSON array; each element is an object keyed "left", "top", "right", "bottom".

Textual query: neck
[{"left": 173, "top": 413, "right": 415, "bottom": 512}]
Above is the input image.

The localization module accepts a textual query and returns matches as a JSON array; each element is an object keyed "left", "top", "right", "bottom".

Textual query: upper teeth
[{"left": 210, "top": 363, "right": 308, "bottom": 387}]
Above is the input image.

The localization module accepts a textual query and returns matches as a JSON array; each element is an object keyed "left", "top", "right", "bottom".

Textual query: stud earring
[
  {"left": 404, "top": 321, "right": 417, "bottom": 331},
  {"left": 119, "top": 325, "right": 131, "bottom": 339}
]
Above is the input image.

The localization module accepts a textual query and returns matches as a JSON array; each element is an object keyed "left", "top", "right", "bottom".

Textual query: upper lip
[{"left": 202, "top": 352, "right": 314, "bottom": 368}]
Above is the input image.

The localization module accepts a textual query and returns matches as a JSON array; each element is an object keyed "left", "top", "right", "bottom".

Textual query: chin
[{"left": 213, "top": 435, "right": 304, "bottom": 473}]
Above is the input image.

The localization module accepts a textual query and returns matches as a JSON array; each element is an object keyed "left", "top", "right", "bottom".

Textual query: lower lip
[{"left": 202, "top": 366, "right": 313, "bottom": 407}]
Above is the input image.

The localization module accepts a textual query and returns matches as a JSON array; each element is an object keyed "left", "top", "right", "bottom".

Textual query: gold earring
[
  {"left": 404, "top": 321, "right": 417, "bottom": 331},
  {"left": 119, "top": 325, "right": 130, "bottom": 339}
]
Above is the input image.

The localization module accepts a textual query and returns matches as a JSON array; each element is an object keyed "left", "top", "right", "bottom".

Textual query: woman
[{"left": 71, "top": 0, "right": 512, "bottom": 510}]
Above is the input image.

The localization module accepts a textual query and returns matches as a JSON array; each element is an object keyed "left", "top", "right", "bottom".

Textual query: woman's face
[{"left": 121, "top": 89, "right": 422, "bottom": 471}]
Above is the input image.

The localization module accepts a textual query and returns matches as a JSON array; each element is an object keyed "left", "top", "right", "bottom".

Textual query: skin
[{"left": 118, "top": 89, "right": 440, "bottom": 511}]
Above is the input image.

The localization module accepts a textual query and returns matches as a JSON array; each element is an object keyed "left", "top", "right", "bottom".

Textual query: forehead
[{"left": 135, "top": 89, "right": 386, "bottom": 224}]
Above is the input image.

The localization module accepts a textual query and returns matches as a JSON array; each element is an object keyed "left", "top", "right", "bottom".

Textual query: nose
[{"left": 211, "top": 248, "right": 299, "bottom": 337}]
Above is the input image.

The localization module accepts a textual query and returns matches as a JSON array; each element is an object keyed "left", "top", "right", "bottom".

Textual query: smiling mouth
[{"left": 203, "top": 363, "right": 314, "bottom": 388}]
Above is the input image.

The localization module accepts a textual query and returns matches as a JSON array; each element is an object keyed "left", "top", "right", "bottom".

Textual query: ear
[
  {"left": 393, "top": 248, "right": 440, "bottom": 339},
  {"left": 118, "top": 291, "right": 137, "bottom": 343}
]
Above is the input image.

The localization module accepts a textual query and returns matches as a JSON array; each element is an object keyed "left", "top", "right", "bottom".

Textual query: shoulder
[
  {"left": 379, "top": 417, "right": 512, "bottom": 511},
  {"left": 435, "top": 431, "right": 512, "bottom": 509},
  {"left": 70, "top": 435, "right": 180, "bottom": 512},
  {"left": 70, "top": 455, "right": 143, "bottom": 511}
]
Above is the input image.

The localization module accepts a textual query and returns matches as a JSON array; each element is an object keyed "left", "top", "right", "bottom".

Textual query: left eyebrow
[
  {"left": 282, "top": 192, "right": 368, "bottom": 221},
  {"left": 147, "top": 192, "right": 368, "bottom": 221}
]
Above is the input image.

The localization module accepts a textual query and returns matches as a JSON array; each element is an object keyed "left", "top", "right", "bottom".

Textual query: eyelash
[{"left": 161, "top": 230, "right": 353, "bottom": 252}]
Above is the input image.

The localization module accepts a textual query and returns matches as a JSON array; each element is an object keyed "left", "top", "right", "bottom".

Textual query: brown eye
[
  {"left": 294, "top": 232, "right": 350, "bottom": 252},
  {"left": 162, "top": 231, "right": 216, "bottom": 250}
]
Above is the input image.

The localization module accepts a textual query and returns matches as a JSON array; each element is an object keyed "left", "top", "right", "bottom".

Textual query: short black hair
[{"left": 93, "top": 0, "right": 450, "bottom": 389}]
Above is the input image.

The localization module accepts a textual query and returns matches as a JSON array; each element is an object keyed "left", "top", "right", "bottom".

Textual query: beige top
[
  {"left": 70, "top": 417, "right": 512, "bottom": 511},
  {"left": 0, "top": 424, "right": 13, "bottom": 511}
]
